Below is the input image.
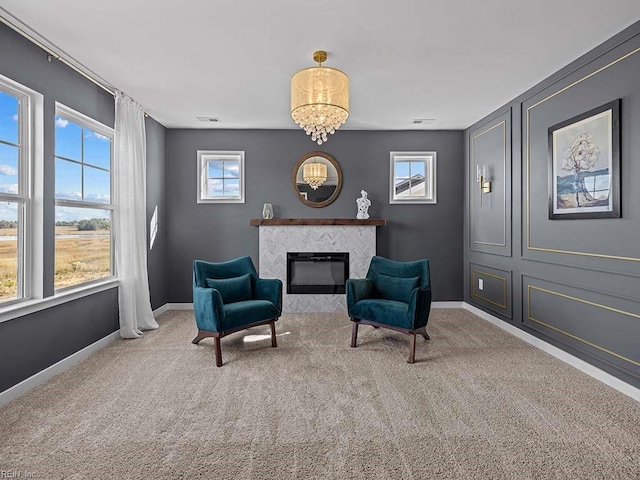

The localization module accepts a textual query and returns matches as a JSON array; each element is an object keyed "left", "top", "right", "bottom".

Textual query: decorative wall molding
[
  {"left": 464, "top": 303, "right": 640, "bottom": 403},
  {"left": 468, "top": 109, "right": 512, "bottom": 257}
]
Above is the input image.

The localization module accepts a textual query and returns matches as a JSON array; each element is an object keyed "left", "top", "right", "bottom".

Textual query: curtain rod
[{"left": 0, "top": 12, "right": 116, "bottom": 97}]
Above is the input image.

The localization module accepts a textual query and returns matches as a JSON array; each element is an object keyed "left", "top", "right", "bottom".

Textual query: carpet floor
[{"left": 1, "top": 309, "right": 639, "bottom": 479}]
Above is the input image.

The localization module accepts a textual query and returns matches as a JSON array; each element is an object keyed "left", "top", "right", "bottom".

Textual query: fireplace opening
[{"left": 287, "top": 252, "right": 349, "bottom": 294}]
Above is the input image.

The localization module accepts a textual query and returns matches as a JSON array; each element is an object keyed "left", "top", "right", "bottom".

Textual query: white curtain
[{"left": 114, "top": 91, "right": 158, "bottom": 338}]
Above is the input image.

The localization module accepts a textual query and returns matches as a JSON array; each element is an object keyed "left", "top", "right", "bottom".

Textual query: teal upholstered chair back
[
  {"left": 365, "top": 256, "right": 430, "bottom": 288},
  {"left": 193, "top": 256, "right": 258, "bottom": 288}
]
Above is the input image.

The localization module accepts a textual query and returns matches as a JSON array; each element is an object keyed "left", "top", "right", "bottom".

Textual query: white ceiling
[{"left": 1, "top": 0, "right": 639, "bottom": 130}]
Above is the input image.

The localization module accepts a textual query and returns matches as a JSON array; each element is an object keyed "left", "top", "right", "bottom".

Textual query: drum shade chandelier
[
  {"left": 291, "top": 51, "right": 349, "bottom": 145},
  {"left": 302, "top": 162, "right": 328, "bottom": 190}
]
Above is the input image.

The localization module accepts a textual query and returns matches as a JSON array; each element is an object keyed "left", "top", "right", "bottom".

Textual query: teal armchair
[
  {"left": 192, "top": 256, "right": 282, "bottom": 366},
  {"left": 347, "top": 256, "right": 432, "bottom": 363}
]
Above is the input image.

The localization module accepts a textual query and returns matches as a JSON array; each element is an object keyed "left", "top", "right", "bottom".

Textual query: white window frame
[
  {"left": 389, "top": 151, "right": 437, "bottom": 204},
  {"left": 0, "top": 73, "right": 43, "bottom": 307},
  {"left": 54, "top": 102, "right": 115, "bottom": 292},
  {"left": 197, "top": 150, "right": 245, "bottom": 203}
]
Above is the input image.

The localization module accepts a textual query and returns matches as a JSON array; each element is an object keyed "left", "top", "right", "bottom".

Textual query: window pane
[
  {"left": 84, "top": 165, "right": 110, "bottom": 203},
  {"left": 207, "top": 178, "right": 223, "bottom": 197},
  {"left": 207, "top": 160, "right": 223, "bottom": 179},
  {"left": 55, "top": 207, "right": 111, "bottom": 289},
  {"left": 55, "top": 116, "right": 82, "bottom": 161},
  {"left": 0, "top": 202, "right": 19, "bottom": 302},
  {"left": 411, "top": 161, "right": 425, "bottom": 177},
  {"left": 0, "top": 143, "right": 19, "bottom": 194},
  {"left": 223, "top": 160, "right": 240, "bottom": 178},
  {"left": 395, "top": 177, "right": 411, "bottom": 197},
  {"left": 223, "top": 179, "right": 240, "bottom": 197},
  {"left": 0, "top": 91, "right": 19, "bottom": 145},
  {"left": 394, "top": 162, "right": 410, "bottom": 178},
  {"left": 55, "top": 158, "right": 82, "bottom": 200},
  {"left": 83, "top": 128, "right": 111, "bottom": 169}
]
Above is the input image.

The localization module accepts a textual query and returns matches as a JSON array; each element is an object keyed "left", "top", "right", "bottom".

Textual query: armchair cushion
[
  {"left": 350, "top": 299, "right": 412, "bottom": 329},
  {"left": 206, "top": 273, "right": 252, "bottom": 304},
  {"left": 223, "top": 300, "right": 280, "bottom": 331},
  {"left": 374, "top": 273, "right": 419, "bottom": 303}
]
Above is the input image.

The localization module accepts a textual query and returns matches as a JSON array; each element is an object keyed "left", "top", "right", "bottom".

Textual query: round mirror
[{"left": 292, "top": 151, "right": 343, "bottom": 208}]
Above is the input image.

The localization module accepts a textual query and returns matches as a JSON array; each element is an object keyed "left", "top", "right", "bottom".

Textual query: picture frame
[{"left": 548, "top": 99, "right": 620, "bottom": 219}]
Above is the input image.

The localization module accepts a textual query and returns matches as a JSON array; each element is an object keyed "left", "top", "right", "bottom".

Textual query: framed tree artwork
[{"left": 548, "top": 99, "right": 620, "bottom": 219}]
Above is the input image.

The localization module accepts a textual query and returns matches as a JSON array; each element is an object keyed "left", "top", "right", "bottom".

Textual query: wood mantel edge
[{"left": 249, "top": 218, "right": 387, "bottom": 226}]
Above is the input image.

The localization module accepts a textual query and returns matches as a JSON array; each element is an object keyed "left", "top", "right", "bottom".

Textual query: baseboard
[
  {"left": 432, "top": 301, "right": 464, "bottom": 309},
  {"left": 463, "top": 302, "right": 640, "bottom": 403},
  {"left": 0, "top": 330, "right": 121, "bottom": 408},
  {"left": 166, "top": 302, "right": 194, "bottom": 310},
  {"left": 152, "top": 303, "right": 169, "bottom": 317}
]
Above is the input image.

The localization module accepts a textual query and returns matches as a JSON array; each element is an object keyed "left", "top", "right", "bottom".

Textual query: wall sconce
[{"left": 476, "top": 165, "right": 492, "bottom": 194}]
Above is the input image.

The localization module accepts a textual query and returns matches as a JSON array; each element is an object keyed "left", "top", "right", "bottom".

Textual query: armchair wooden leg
[
  {"left": 351, "top": 320, "right": 359, "bottom": 348},
  {"left": 214, "top": 337, "right": 222, "bottom": 367},
  {"left": 408, "top": 333, "right": 416, "bottom": 364},
  {"left": 192, "top": 332, "right": 207, "bottom": 344},
  {"left": 270, "top": 320, "right": 277, "bottom": 348}
]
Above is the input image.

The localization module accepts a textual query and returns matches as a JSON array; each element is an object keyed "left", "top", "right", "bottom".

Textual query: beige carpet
[{"left": 1, "top": 309, "right": 639, "bottom": 479}]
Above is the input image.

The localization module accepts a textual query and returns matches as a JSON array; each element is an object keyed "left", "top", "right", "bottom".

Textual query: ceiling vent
[
  {"left": 196, "top": 117, "right": 221, "bottom": 123},
  {"left": 412, "top": 118, "right": 435, "bottom": 125}
]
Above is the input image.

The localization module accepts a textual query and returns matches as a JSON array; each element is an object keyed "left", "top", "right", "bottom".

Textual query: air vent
[
  {"left": 196, "top": 117, "right": 221, "bottom": 123},
  {"left": 412, "top": 118, "right": 435, "bottom": 125}
]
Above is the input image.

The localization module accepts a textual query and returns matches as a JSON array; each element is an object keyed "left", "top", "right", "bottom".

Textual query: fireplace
[{"left": 287, "top": 252, "right": 349, "bottom": 294}]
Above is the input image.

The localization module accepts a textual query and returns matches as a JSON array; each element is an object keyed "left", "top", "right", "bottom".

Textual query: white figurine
[{"left": 356, "top": 190, "right": 371, "bottom": 219}]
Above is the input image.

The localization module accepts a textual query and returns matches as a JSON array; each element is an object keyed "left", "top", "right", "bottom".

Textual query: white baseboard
[
  {"left": 166, "top": 302, "right": 193, "bottom": 310},
  {"left": 0, "top": 330, "right": 121, "bottom": 408},
  {"left": 463, "top": 302, "right": 640, "bottom": 403},
  {"left": 152, "top": 303, "right": 169, "bottom": 317},
  {"left": 432, "top": 301, "right": 464, "bottom": 309}
]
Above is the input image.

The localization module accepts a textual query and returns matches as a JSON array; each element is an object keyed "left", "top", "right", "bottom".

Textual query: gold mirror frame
[{"left": 292, "top": 151, "right": 343, "bottom": 208}]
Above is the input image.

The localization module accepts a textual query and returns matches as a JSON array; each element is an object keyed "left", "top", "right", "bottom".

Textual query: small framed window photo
[
  {"left": 197, "top": 150, "right": 245, "bottom": 203},
  {"left": 389, "top": 151, "right": 437, "bottom": 204}
]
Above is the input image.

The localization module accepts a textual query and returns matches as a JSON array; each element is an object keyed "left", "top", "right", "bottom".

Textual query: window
[
  {"left": 0, "top": 75, "right": 39, "bottom": 306},
  {"left": 197, "top": 150, "right": 245, "bottom": 203},
  {"left": 389, "top": 151, "right": 437, "bottom": 204},
  {"left": 54, "top": 104, "right": 113, "bottom": 290}
]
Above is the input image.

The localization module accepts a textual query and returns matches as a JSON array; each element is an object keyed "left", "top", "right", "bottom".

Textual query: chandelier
[
  {"left": 291, "top": 51, "right": 349, "bottom": 145},
  {"left": 303, "top": 162, "right": 328, "bottom": 189}
]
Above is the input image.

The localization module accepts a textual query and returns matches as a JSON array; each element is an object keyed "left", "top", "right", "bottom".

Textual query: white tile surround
[{"left": 258, "top": 225, "right": 377, "bottom": 313}]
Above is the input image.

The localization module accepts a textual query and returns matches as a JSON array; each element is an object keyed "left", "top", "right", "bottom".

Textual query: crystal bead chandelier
[
  {"left": 291, "top": 51, "right": 349, "bottom": 145},
  {"left": 303, "top": 162, "right": 328, "bottom": 189}
]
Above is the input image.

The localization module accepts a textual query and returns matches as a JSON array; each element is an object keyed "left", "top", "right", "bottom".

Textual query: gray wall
[
  {"left": 0, "top": 22, "right": 167, "bottom": 392},
  {"left": 464, "top": 21, "right": 640, "bottom": 387},
  {"left": 166, "top": 129, "right": 464, "bottom": 303},
  {"left": 146, "top": 117, "right": 168, "bottom": 309}
]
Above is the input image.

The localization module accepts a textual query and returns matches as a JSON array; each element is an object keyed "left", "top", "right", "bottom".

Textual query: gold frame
[
  {"left": 527, "top": 284, "right": 640, "bottom": 367},
  {"left": 525, "top": 46, "right": 640, "bottom": 262},
  {"left": 471, "top": 269, "right": 508, "bottom": 310},
  {"left": 470, "top": 119, "right": 507, "bottom": 248}
]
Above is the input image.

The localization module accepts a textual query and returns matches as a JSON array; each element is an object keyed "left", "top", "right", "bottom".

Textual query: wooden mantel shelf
[{"left": 250, "top": 218, "right": 386, "bottom": 226}]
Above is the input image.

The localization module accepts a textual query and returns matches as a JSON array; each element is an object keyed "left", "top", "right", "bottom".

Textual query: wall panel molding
[
  {"left": 469, "top": 109, "right": 512, "bottom": 257},
  {"left": 523, "top": 41, "right": 640, "bottom": 275},
  {"left": 469, "top": 263, "right": 512, "bottom": 319},
  {"left": 523, "top": 275, "right": 640, "bottom": 377}
]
